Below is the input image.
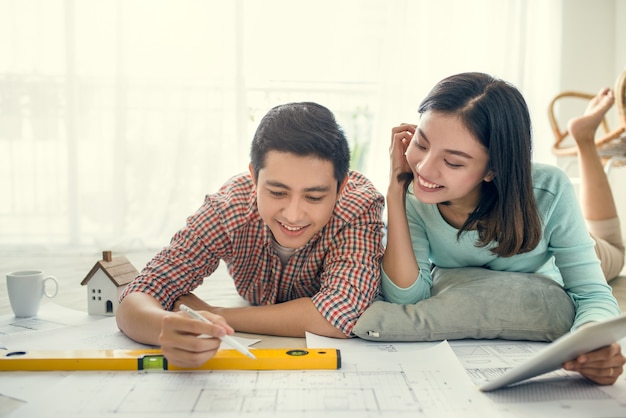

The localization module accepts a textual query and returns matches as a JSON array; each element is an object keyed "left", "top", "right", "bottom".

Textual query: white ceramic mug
[{"left": 6, "top": 270, "right": 59, "bottom": 317}]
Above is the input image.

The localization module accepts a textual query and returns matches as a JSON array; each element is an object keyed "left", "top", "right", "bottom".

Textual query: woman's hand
[
  {"left": 389, "top": 124, "right": 416, "bottom": 189},
  {"left": 158, "top": 308, "right": 234, "bottom": 368},
  {"left": 563, "top": 342, "right": 625, "bottom": 385}
]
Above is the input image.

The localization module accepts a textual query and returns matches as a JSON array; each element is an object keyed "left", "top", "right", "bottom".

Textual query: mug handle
[{"left": 43, "top": 276, "right": 59, "bottom": 298}]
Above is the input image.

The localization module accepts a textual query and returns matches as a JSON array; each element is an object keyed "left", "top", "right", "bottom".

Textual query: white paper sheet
[
  {"left": 306, "top": 331, "right": 439, "bottom": 355},
  {"left": 0, "top": 302, "right": 97, "bottom": 348}
]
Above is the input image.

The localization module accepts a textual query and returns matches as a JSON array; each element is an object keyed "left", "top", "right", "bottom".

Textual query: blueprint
[
  {"left": 307, "top": 334, "right": 626, "bottom": 418},
  {"left": 1, "top": 342, "right": 496, "bottom": 418},
  {"left": 2, "top": 308, "right": 626, "bottom": 418},
  {"left": 448, "top": 339, "right": 626, "bottom": 417}
]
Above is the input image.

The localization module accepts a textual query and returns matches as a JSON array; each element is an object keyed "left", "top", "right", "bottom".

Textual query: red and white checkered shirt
[{"left": 121, "top": 170, "right": 385, "bottom": 336}]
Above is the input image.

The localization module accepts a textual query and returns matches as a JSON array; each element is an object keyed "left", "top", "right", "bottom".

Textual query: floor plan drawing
[{"left": 3, "top": 343, "right": 498, "bottom": 418}]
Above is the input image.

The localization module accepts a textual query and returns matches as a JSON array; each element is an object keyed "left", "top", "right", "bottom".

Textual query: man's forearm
[
  {"left": 211, "top": 297, "right": 347, "bottom": 338},
  {"left": 116, "top": 292, "right": 169, "bottom": 345}
]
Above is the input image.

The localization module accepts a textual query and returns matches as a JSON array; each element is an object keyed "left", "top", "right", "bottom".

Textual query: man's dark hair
[{"left": 250, "top": 102, "right": 350, "bottom": 190}]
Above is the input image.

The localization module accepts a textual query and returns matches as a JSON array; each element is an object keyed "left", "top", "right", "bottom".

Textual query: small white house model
[{"left": 80, "top": 251, "right": 138, "bottom": 316}]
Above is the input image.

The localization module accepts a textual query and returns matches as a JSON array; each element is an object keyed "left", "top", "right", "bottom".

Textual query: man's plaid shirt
[{"left": 121, "top": 170, "right": 385, "bottom": 336}]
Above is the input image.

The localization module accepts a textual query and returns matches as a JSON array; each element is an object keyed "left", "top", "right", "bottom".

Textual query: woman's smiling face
[{"left": 405, "top": 111, "right": 493, "bottom": 209}]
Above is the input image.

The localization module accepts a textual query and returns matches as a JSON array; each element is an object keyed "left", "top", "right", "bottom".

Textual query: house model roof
[{"left": 80, "top": 251, "right": 139, "bottom": 287}]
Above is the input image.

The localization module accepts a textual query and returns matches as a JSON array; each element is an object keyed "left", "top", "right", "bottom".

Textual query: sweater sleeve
[{"left": 541, "top": 168, "right": 621, "bottom": 328}]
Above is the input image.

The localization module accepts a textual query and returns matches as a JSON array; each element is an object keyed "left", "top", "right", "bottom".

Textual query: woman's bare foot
[{"left": 567, "top": 88, "right": 614, "bottom": 150}]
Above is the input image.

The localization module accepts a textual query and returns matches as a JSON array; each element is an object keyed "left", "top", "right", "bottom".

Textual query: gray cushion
[{"left": 353, "top": 267, "right": 575, "bottom": 342}]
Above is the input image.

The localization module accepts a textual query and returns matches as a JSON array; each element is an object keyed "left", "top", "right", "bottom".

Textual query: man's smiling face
[{"left": 252, "top": 150, "right": 342, "bottom": 249}]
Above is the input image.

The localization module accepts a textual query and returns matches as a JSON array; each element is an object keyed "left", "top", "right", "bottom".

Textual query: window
[{"left": 0, "top": 0, "right": 558, "bottom": 248}]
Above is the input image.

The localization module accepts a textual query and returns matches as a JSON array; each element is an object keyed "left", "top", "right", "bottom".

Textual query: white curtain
[{"left": 0, "top": 0, "right": 559, "bottom": 251}]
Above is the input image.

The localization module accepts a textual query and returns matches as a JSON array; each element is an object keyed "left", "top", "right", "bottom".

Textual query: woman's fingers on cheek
[
  {"left": 393, "top": 130, "right": 410, "bottom": 141},
  {"left": 391, "top": 126, "right": 406, "bottom": 136},
  {"left": 392, "top": 124, "right": 416, "bottom": 137}
]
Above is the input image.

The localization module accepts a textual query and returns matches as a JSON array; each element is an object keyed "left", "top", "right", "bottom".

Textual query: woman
[{"left": 384, "top": 72, "right": 624, "bottom": 385}]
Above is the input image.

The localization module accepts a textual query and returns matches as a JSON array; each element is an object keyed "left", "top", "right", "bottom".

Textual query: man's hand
[
  {"left": 158, "top": 308, "right": 234, "bottom": 368},
  {"left": 116, "top": 292, "right": 234, "bottom": 368}
]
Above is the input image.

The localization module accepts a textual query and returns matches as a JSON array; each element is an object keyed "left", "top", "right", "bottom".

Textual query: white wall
[
  {"left": 559, "top": 1, "right": 616, "bottom": 92},
  {"left": 553, "top": 0, "right": 626, "bottom": 242},
  {"left": 618, "top": 1, "right": 626, "bottom": 74}
]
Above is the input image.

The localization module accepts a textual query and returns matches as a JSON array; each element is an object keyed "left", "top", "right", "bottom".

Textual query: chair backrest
[{"left": 616, "top": 70, "right": 626, "bottom": 128}]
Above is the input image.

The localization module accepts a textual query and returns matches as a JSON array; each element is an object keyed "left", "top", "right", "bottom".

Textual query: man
[{"left": 116, "top": 102, "right": 385, "bottom": 367}]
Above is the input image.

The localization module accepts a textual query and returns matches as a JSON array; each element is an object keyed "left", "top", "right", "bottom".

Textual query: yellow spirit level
[{"left": 0, "top": 348, "right": 341, "bottom": 371}]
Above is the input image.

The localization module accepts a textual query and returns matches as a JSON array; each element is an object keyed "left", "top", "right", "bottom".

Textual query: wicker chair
[{"left": 548, "top": 70, "right": 626, "bottom": 173}]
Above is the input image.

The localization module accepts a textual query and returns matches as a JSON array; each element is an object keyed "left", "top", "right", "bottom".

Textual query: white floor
[{"left": 2, "top": 245, "right": 625, "bottom": 321}]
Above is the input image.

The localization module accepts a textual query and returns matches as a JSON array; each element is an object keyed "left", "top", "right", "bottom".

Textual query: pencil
[{"left": 179, "top": 304, "right": 257, "bottom": 360}]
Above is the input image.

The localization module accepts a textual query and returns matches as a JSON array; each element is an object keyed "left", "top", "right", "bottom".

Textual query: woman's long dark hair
[{"left": 416, "top": 72, "right": 542, "bottom": 257}]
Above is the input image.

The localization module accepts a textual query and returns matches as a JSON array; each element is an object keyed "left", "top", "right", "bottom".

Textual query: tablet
[{"left": 479, "top": 313, "right": 626, "bottom": 392}]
